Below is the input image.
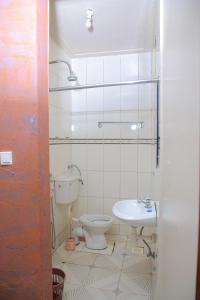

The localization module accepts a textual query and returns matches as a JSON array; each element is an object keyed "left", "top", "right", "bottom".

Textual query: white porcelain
[
  {"left": 53, "top": 174, "right": 81, "bottom": 205},
  {"left": 112, "top": 200, "right": 156, "bottom": 227},
  {"left": 79, "top": 214, "right": 113, "bottom": 250}
]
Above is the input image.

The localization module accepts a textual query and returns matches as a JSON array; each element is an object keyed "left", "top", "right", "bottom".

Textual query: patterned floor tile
[
  {"left": 53, "top": 237, "right": 152, "bottom": 300},
  {"left": 123, "top": 255, "right": 152, "bottom": 274},
  {"left": 94, "top": 253, "right": 124, "bottom": 271},
  {"left": 64, "top": 285, "right": 117, "bottom": 300},
  {"left": 54, "top": 242, "right": 72, "bottom": 263},
  {"left": 61, "top": 263, "right": 90, "bottom": 286},
  {"left": 87, "top": 267, "right": 120, "bottom": 291},
  {"left": 117, "top": 292, "right": 150, "bottom": 300},
  {"left": 52, "top": 251, "right": 63, "bottom": 268},
  {"left": 65, "top": 251, "right": 97, "bottom": 266},
  {"left": 119, "top": 273, "right": 152, "bottom": 296}
]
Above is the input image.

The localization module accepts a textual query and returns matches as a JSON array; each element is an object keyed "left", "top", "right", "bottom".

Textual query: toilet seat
[
  {"left": 78, "top": 214, "right": 113, "bottom": 250},
  {"left": 79, "top": 214, "right": 113, "bottom": 228}
]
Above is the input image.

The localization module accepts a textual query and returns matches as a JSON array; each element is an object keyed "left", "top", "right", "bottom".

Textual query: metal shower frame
[{"left": 49, "top": 78, "right": 160, "bottom": 166}]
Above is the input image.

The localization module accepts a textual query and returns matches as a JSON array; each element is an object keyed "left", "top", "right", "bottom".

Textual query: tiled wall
[
  {"left": 71, "top": 53, "right": 157, "bottom": 236},
  {"left": 49, "top": 37, "right": 72, "bottom": 247}
]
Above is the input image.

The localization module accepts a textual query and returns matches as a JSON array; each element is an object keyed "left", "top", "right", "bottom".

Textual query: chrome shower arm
[{"left": 49, "top": 60, "right": 74, "bottom": 75}]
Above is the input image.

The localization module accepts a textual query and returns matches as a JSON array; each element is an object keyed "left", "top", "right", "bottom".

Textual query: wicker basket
[{"left": 52, "top": 268, "right": 65, "bottom": 300}]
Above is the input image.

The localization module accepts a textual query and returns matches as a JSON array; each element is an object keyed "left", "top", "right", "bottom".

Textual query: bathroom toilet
[{"left": 79, "top": 214, "right": 113, "bottom": 250}]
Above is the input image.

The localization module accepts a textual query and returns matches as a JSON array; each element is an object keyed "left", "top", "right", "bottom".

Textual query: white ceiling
[{"left": 50, "top": 0, "right": 159, "bottom": 57}]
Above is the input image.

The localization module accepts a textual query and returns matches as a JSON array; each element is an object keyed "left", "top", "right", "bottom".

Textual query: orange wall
[{"left": 0, "top": 1, "right": 52, "bottom": 299}]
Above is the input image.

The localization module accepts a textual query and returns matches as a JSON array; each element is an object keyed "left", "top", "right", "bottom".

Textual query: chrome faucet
[
  {"left": 138, "top": 197, "right": 152, "bottom": 208},
  {"left": 68, "top": 164, "right": 84, "bottom": 184}
]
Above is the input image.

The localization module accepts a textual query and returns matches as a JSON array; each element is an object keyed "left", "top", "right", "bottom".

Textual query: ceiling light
[{"left": 86, "top": 9, "right": 94, "bottom": 31}]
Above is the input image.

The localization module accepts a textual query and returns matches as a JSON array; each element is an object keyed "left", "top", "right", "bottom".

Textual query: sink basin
[{"left": 112, "top": 200, "right": 157, "bottom": 227}]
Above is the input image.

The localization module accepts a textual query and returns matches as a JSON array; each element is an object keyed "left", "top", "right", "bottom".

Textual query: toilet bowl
[{"left": 79, "top": 214, "right": 113, "bottom": 250}]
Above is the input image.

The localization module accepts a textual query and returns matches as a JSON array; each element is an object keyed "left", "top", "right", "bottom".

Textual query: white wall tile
[
  {"left": 86, "top": 57, "right": 103, "bottom": 84},
  {"left": 138, "top": 173, "right": 153, "bottom": 199},
  {"left": 104, "top": 172, "right": 120, "bottom": 198},
  {"left": 71, "top": 114, "right": 87, "bottom": 139},
  {"left": 87, "top": 171, "right": 103, "bottom": 198},
  {"left": 121, "top": 145, "right": 138, "bottom": 172},
  {"left": 107, "top": 224, "right": 120, "bottom": 235},
  {"left": 138, "top": 111, "right": 154, "bottom": 139},
  {"left": 103, "top": 145, "right": 120, "bottom": 172},
  {"left": 70, "top": 52, "right": 155, "bottom": 238},
  {"left": 139, "top": 52, "right": 152, "bottom": 79},
  {"left": 72, "top": 144, "right": 87, "bottom": 171},
  {"left": 139, "top": 84, "right": 153, "bottom": 111},
  {"left": 72, "top": 58, "right": 87, "bottom": 85},
  {"left": 86, "top": 88, "right": 103, "bottom": 112},
  {"left": 87, "top": 145, "right": 103, "bottom": 171},
  {"left": 103, "top": 55, "right": 121, "bottom": 82},
  {"left": 103, "top": 86, "right": 121, "bottom": 111},
  {"left": 88, "top": 197, "right": 103, "bottom": 214},
  {"left": 121, "top": 86, "right": 138, "bottom": 110},
  {"left": 138, "top": 145, "right": 154, "bottom": 173},
  {"left": 121, "top": 54, "right": 138, "bottom": 81},
  {"left": 72, "top": 90, "right": 86, "bottom": 112},
  {"left": 79, "top": 170, "right": 88, "bottom": 197},
  {"left": 103, "top": 112, "right": 121, "bottom": 138},
  {"left": 49, "top": 104, "right": 56, "bottom": 138},
  {"left": 72, "top": 197, "right": 88, "bottom": 218},
  {"left": 120, "top": 111, "right": 139, "bottom": 139},
  {"left": 87, "top": 113, "right": 104, "bottom": 139},
  {"left": 49, "top": 145, "right": 71, "bottom": 177},
  {"left": 103, "top": 198, "right": 118, "bottom": 217},
  {"left": 120, "top": 172, "right": 138, "bottom": 199}
]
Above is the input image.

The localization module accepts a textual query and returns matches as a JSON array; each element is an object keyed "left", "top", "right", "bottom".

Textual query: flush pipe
[
  {"left": 140, "top": 226, "right": 156, "bottom": 259},
  {"left": 68, "top": 164, "right": 84, "bottom": 184},
  {"left": 50, "top": 174, "right": 56, "bottom": 250}
]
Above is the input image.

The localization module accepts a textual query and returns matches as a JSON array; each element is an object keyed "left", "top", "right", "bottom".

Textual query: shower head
[
  {"left": 67, "top": 74, "right": 78, "bottom": 82},
  {"left": 49, "top": 60, "right": 78, "bottom": 82}
]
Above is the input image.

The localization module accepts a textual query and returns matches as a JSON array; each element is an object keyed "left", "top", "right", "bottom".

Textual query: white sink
[{"left": 112, "top": 199, "right": 157, "bottom": 227}]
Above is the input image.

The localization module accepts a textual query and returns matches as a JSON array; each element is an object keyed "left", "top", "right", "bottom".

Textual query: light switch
[{"left": 0, "top": 151, "right": 13, "bottom": 165}]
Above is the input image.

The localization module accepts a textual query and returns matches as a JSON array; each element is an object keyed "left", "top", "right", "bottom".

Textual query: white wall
[
  {"left": 49, "top": 37, "right": 72, "bottom": 248},
  {"left": 154, "top": 1, "right": 200, "bottom": 299},
  {"left": 71, "top": 52, "right": 157, "bottom": 236}
]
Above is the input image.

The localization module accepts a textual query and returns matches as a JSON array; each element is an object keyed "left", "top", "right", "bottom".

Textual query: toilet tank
[{"left": 54, "top": 174, "right": 80, "bottom": 205}]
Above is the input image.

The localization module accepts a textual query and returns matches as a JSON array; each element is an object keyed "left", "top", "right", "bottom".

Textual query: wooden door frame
[{"left": 0, "top": 1, "right": 52, "bottom": 299}]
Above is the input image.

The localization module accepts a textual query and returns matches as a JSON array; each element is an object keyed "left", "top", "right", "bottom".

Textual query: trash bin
[{"left": 52, "top": 268, "right": 65, "bottom": 300}]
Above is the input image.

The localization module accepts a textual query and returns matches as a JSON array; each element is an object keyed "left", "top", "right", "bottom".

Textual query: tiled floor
[{"left": 52, "top": 236, "right": 152, "bottom": 300}]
